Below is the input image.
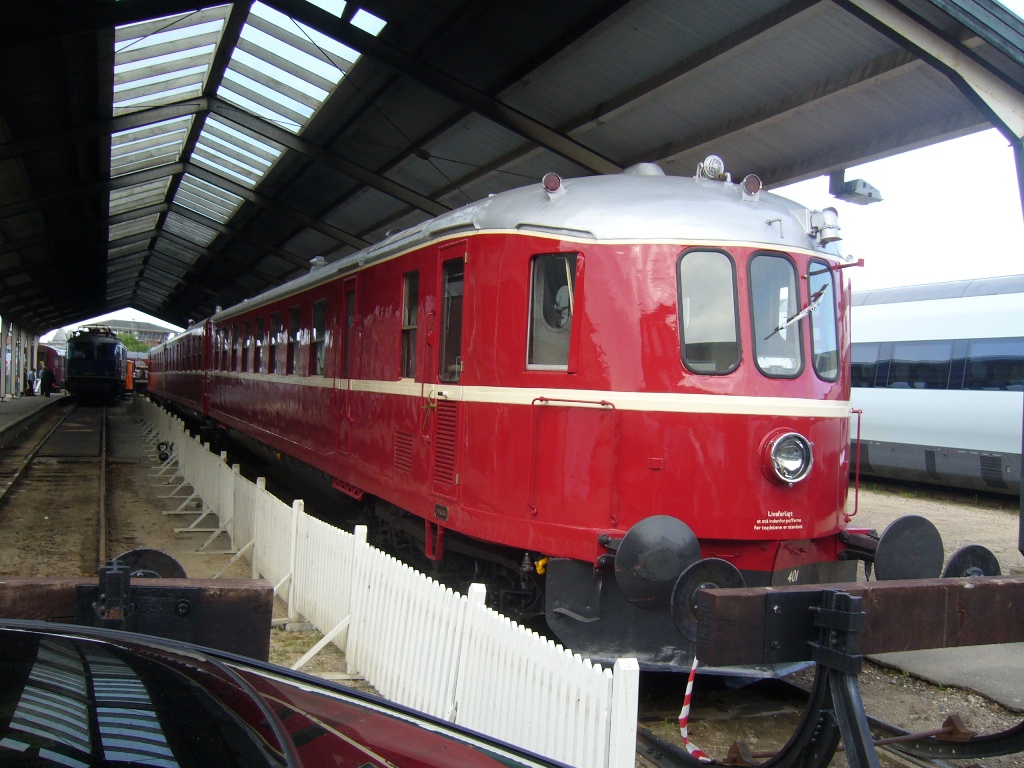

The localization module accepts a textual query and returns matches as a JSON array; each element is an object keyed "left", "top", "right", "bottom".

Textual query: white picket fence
[{"left": 135, "top": 398, "right": 639, "bottom": 768}]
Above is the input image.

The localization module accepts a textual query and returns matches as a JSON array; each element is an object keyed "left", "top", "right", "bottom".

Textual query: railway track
[
  {"left": 0, "top": 401, "right": 110, "bottom": 577},
  {"left": 632, "top": 671, "right": 1024, "bottom": 768}
]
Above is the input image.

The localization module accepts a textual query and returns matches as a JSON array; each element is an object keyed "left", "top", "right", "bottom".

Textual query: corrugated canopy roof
[{"left": 3, "top": 0, "right": 1024, "bottom": 332}]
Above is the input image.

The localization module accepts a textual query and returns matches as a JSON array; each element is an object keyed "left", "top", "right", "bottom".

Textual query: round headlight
[{"left": 767, "top": 432, "right": 813, "bottom": 484}]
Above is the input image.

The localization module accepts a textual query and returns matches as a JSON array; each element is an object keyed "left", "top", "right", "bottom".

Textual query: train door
[
  {"left": 334, "top": 279, "right": 357, "bottom": 453},
  {"left": 429, "top": 243, "right": 466, "bottom": 501}
]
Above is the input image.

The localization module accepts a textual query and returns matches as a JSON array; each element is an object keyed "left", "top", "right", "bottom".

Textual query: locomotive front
[{"left": 539, "top": 161, "right": 872, "bottom": 671}]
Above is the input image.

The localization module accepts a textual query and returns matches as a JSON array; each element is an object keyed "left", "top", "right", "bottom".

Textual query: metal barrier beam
[{"left": 697, "top": 576, "right": 1024, "bottom": 666}]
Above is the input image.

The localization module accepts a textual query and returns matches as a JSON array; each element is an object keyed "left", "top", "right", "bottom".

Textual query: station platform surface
[
  {"left": 0, "top": 391, "right": 70, "bottom": 444},
  {"left": 872, "top": 644, "right": 1024, "bottom": 712}
]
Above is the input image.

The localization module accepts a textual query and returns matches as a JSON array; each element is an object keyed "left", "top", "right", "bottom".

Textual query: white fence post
[
  {"left": 287, "top": 499, "right": 301, "bottom": 622},
  {"left": 609, "top": 658, "right": 640, "bottom": 768},
  {"left": 138, "top": 403, "right": 643, "bottom": 768}
]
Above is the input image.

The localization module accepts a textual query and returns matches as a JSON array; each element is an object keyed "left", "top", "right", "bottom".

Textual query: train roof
[
  {"left": 211, "top": 165, "right": 849, "bottom": 323},
  {"left": 852, "top": 274, "right": 1024, "bottom": 306}
]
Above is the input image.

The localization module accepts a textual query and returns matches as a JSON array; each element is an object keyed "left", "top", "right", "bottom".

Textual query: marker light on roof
[
  {"left": 696, "top": 154, "right": 729, "bottom": 181},
  {"left": 742, "top": 174, "right": 762, "bottom": 195},
  {"left": 542, "top": 172, "right": 564, "bottom": 198}
]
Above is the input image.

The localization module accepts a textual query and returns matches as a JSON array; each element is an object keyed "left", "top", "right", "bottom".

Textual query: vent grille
[
  {"left": 432, "top": 400, "right": 458, "bottom": 487},
  {"left": 980, "top": 454, "right": 1007, "bottom": 489},
  {"left": 394, "top": 432, "right": 413, "bottom": 473}
]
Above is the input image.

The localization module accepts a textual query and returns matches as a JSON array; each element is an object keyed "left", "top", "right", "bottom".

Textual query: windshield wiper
[{"left": 763, "top": 285, "right": 828, "bottom": 341}]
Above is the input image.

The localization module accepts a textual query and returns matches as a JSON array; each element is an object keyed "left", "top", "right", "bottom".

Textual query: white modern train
[{"left": 851, "top": 275, "right": 1024, "bottom": 495}]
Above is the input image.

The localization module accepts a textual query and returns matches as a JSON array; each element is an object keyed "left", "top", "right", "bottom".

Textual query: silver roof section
[
  {"left": 853, "top": 274, "right": 1024, "bottom": 305},
  {"left": 214, "top": 167, "right": 844, "bottom": 321}
]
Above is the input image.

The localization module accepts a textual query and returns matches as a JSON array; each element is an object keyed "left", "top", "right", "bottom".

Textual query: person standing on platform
[
  {"left": 24, "top": 367, "right": 35, "bottom": 396},
  {"left": 40, "top": 365, "right": 55, "bottom": 398}
]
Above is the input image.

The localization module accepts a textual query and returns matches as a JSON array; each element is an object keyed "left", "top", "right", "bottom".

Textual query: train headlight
[{"left": 763, "top": 431, "right": 813, "bottom": 484}]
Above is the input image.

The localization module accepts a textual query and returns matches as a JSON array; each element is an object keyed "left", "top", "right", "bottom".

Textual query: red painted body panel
[{"left": 151, "top": 232, "right": 852, "bottom": 575}]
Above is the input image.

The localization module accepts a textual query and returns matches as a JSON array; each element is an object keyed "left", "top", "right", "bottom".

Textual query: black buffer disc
[
  {"left": 614, "top": 516, "right": 701, "bottom": 611},
  {"left": 671, "top": 558, "right": 745, "bottom": 643},
  {"left": 874, "top": 514, "right": 944, "bottom": 581}
]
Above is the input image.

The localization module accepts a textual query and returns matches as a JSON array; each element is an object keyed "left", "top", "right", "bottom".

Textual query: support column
[
  {"left": 0, "top": 315, "right": 7, "bottom": 399},
  {"left": 11, "top": 324, "right": 19, "bottom": 397},
  {"left": 1015, "top": 138, "right": 1024, "bottom": 559}
]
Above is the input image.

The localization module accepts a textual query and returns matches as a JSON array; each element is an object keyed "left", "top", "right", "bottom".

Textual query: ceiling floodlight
[
  {"left": 697, "top": 154, "right": 726, "bottom": 180},
  {"left": 829, "top": 170, "right": 882, "bottom": 205}
]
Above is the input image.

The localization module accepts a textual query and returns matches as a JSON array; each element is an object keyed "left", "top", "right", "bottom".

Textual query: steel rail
[{"left": 0, "top": 405, "right": 77, "bottom": 506}]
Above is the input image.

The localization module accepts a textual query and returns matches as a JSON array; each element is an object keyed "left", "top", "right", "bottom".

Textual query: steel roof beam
[
  {"left": 207, "top": 98, "right": 449, "bottom": 216},
  {"left": 634, "top": 47, "right": 931, "bottom": 180},
  {"left": 0, "top": 100, "right": 207, "bottom": 162},
  {"left": 182, "top": 163, "right": 368, "bottom": 251},
  {"left": 0, "top": 163, "right": 184, "bottom": 219},
  {"left": 260, "top": 0, "right": 621, "bottom": 175}
]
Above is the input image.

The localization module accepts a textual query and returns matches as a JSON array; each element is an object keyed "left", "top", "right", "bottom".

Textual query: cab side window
[
  {"left": 528, "top": 253, "right": 577, "bottom": 369},
  {"left": 677, "top": 250, "right": 740, "bottom": 374}
]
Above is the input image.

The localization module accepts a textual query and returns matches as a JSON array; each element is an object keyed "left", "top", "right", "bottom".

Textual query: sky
[{"left": 776, "top": 127, "right": 1024, "bottom": 291}]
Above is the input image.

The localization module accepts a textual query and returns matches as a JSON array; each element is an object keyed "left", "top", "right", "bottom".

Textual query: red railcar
[{"left": 150, "top": 160, "right": 907, "bottom": 669}]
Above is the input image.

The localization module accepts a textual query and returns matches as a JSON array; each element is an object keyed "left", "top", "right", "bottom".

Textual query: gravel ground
[{"left": 3, "top": 401, "right": 1022, "bottom": 767}]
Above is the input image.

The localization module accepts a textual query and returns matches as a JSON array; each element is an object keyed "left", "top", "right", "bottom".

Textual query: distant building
[{"left": 64, "top": 320, "right": 174, "bottom": 350}]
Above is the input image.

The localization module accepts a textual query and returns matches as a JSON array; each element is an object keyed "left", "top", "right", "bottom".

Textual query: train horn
[{"left": 614, "top": 516, "right": 700, "bottom": 611}]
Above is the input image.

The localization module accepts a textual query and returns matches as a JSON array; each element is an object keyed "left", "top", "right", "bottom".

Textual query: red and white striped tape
[{"left": 678, "top": 654, "right": 711, "bottom": 763}]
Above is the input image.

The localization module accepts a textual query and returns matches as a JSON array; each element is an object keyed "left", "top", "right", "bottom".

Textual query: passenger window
[
  {"left": 851, "top": 343, "right": 881, "bottom": 387},
  {"left": 528, "top": 253, "right": 577, "bottom": 369},
  {"left": 808, "top": 260, "right": 839, "bottom": 381},
  {"left": 242, "top": 321, "right": 250, "bottom": 372},
  {"left": 887, "top": 340, "right": 952, "bottom": 388},
  {"left": 750, "top": 254, "right": 802, "bottom": 377},
  {"left": 439, "top": 259, "right": 464, "bottom": 382},
  {"left": 270, "top": 312, "right": 281, "bottom": 374},
  {"left": 231, "top": 324, "right": 239, "bottom": 372},
  {"left": 288, "top": 305, "right": 300, "bottom": 375},
  {"left": 401, "top": 273, "right": 418, "bottom": 378},
  {"left": 677, "top": 250, "right": 740, "bottom": 374},
  {"left": 311, "top": 300, "right": 326, "bottom": 376},
  {"left": 964, "top": 337, "right": 1024, "bottom": 391},
  {"left": 255, "top": 317, "right": 264, "bottom": 373}
]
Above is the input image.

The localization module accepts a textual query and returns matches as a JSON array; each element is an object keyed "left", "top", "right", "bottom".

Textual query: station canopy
[{"left": 3, "top": 0, "right": 1024, "bottom": 333}]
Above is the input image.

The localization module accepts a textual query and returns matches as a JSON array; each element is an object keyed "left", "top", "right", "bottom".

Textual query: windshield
[{"left": 750, "top": 253, "right": 802, "bottom": 377}]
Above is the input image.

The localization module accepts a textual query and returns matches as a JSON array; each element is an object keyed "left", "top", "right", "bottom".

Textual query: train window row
[
  {"left": 677, "top": 251, "right": 839, "bottom": 381},
  {"left": 852, "top": 337, "right": 1024, "bottom": 390}
]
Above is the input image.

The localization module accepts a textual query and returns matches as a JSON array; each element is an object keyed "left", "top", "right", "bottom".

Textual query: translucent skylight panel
[
  {"left": 308, "top": 0, "right": 346, "bottom": 15},
  {"left": 205, "top": 116, "right": 283, "bottom": 159},
  {"left": 112, "top": 116, "right": 193, "bottom": 145},
  {"left": 178, "top": 175, "right": 243, "bottom": 208},
  {"left": 232, "top": 49, "right": 329, "bottom": 101},
  {"left": 110, "top": 214, "right": 161, "bottom": 241},
  {"left": 110, "top": 179, "right": 172, "bottom": 215},
  {"left": 192, "top": 143, "right": 263, "bottom": 184},
  {"left": 200, "top": 132, "right": 273, "bottom": 169},
  {"left": 116, "top": 19, "right": 226, "bottom": 56},
  {"left": 164, "top": 212, "right": 217, "bottom": 248},
  {"left": 114, "top": 45, "right": 216, "bottom": 76},
  {"left": 236, "top": 25, "right": 344, "bottom": 86},
  {"left": 352, "top": 8, "right": 386, "bottom": 36},
  {"left": 115, "top": 83, "right": 204, "bottom": 111},
  {"left": 216, "top": 86, "right": 302, "bottom": 133},
  {"left": 114, "top": 65, "right": 207, "bottom": 95},
  {"left": 108, "top": 243, "right": 145, "bottom": 261},
  {"left": 222, "top": 70, "right": 315, "bottom": 119}
]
